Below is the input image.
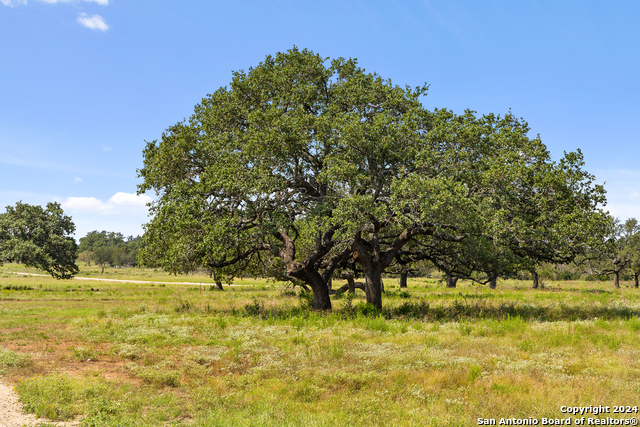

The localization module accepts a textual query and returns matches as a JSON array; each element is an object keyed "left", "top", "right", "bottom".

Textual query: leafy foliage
[
  {"left": 137, "top": 47, "right": 609, "bottom": 309},
  {"left": 0, "top": 202, "right": 78, "bottom": 279}
]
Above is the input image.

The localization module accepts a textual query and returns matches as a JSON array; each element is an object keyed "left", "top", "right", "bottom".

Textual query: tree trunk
[
  {"left": 446, "top": 275, "right": 458, "bottom": 288},
  {"left": 278, "top": 230, "right": 332, "bottom": 310},
  {"left": 532, "top": 271, "right": 539, "bottom": 289},
  {"left": 286, "top": 269, "right": 331, "bottom": 310},
  {"left": 101, "top": 264, "right": 104, "bottom": 274},
  {"left": 488, "top": 277, "right": 497, "bottom": 289},
  {"left": 614, "top": 271, "right": 620, "bottom": 289},
  {"left": 212, "top": 270, "right": 224, "bottom": 291},
  {"left": 400, "top": 268, "right": 408, "bottom": 288},
  {"left": 300, "top": 271, "right": 331, "bottom": 310},
  {"left": 327, "top": 277, "right": 333, "bottom": 291},
  {"left": 351, "top": 226, "right": 426, "bottom": 311},
  {"left": 362, "top": 264, "right": 383, "bottom": 309},
  {"left": 347, "top": 276, "right": 355, "bottom": 294},
  {"left": 635, "top": 273, "right": 639, "bottom": 289}
]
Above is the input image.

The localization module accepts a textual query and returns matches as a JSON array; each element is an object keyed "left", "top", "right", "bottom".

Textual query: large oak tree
[{"left": 138, "top": 48, "right": 609, "bottom": 309}]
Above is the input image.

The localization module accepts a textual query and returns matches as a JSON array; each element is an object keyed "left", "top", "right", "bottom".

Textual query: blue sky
[{"left": 2, "top": 0, "right": 639, "bottom": 240}]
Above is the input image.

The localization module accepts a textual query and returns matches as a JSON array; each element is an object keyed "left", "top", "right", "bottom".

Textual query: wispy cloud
[
  {"left": 0, "top": 190, "right": 61, "bottom": 208},
  {"left": 0, "top": 153, "right": 127, "bottom": 178},
  {"left": 2, "top": 0, "right": 108, "bottom": 5},
  {"left": 77, "top": 13, "right": 109, "bottom": 31},
  {"left": 74, "top": 177, "right": 83, "bottom": 182},
  {"left": 1, "top": 0, "right": 26, "bottom": 6},
  {"left": 3, "top": 0, "right": 111, "bottom": 30},
  {"left": 102, "top": 146, "right": 113, "bottom": 151},
  {"left": 62, "top": 192, "right": 152, "bottom": 215}
]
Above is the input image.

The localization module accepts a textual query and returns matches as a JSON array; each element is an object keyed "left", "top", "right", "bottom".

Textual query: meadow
[{"left": 1, "top": 263, "right": 639, "bottom": 427}]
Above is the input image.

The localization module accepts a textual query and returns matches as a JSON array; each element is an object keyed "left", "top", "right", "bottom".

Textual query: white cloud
[
  {"left": 74, "top": 177, "right": 83, "bottom": 182},
  {"left": 2, "top": 0, "right": 109, "bottom": 5},
  {"left": 109, "top": 192, "right": 153, "bottom": 207},
  {"left": 102, "top": 146, "right": 113, "bottom": 151},
  {"left": 77, "top": 13, "right": 109, "bottom": 31},
  {"left": 63, "top": 196, "right": 116, "bottom": 214},
  {"left": 629, "top": 191, "right": 639, "bottom": 200},
  {"left": 62, "top": 192, "right": 152, "bottom": 215}
]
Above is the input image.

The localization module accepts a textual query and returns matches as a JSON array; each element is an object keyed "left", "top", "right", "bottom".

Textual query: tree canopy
[
  {"left": 78, "top": 231, "right": 142, "bottom": 272},
  {"left": 0, "top": 202, "right": 79, "bottom": 279},
  {"left": 138, "top": 47, "right": 609, "bottom": 309}
]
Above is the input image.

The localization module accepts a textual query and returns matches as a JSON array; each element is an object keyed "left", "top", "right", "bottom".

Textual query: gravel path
[{"left": 0, "top": 380, "right": 80, "bottom": 427}]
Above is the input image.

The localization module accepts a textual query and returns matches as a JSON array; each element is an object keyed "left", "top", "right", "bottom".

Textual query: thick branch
[{"left": 207, "top": 243, "right": 272, "bottom": 268}]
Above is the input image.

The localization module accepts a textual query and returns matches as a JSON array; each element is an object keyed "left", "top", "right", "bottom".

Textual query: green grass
[{"left": 1, "top": 262, "right": 640, "bottom": 426}]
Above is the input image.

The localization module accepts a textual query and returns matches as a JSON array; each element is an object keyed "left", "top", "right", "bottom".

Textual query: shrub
[
  {"left": 115, "top": 344, "right": 143, "bottom": 361},
  {"left": 397, "top": 290, "right": 411, "bottom": 299},
  {"left": 73, "top": 346, "right": 96, "bottom": 361},
  {"left": 0, "top": 347, "right": 32, "bottom": 374},
  {"left": 244, "top": 299, "right": 262, "bottom": 316},
  {"left": 126, "top": 363, "right": 180, "bottom": 387}
]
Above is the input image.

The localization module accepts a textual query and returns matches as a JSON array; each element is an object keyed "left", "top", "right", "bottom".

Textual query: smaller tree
[
  {"left": 93, "top": 246, "right": 114, "bottom": 274},
  {"left": 622, "top": 219, "right": 640, "bottom": 288},
  {"left": 0, "top": 202, "right": 79, "bottom": 279},
  {"left": 78, "top": 250, "right": 93, "bottom": 266},
  {"left": 585, "top": 217, "right": 634, "bottom": 288}
]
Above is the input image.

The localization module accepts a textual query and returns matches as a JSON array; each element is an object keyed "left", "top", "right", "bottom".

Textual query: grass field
[{"left": 1, "top": 262, "right": 639, "bottom": 426}]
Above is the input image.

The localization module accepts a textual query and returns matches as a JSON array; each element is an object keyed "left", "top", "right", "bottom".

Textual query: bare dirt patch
[{"left": 0, "top": 380, "right": 81, "bottom": 427}]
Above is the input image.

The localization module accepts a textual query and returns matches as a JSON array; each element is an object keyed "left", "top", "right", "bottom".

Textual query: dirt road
[{"left": 8, "top": 271, "right": 250, "bottom": 287}]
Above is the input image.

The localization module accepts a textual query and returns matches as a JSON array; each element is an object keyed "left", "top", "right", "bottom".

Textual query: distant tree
[
  {"left": 122, "top": 235, "right": 143, "bottom": 266},
  {"left": 93, "top": 246, "right": 114, "bottom": 274},
  {"left": 0, "top": 202, "right": 79, "bottom": 279},
  {"left": 625, "top": 219, "right": 640, "bottom": 288},
  {"left": 585, "top": 217, "right": 635, "bottom": 288},
  {"left": 78, "top": 250, "right": 93, "bottom": 266},
  {"left": 78, "top": 231, "right": 141, "bottom": 270},
  {"left": 78, "top": 231, "right": 125, "bottom": 253},
  {"left": 386, "top": 255, "right": 433, "bottom": 288}
]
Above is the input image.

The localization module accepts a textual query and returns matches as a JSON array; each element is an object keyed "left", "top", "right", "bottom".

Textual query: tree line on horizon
[{"left": 76, "top": 230, "right": 142, "bottom": 273}]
